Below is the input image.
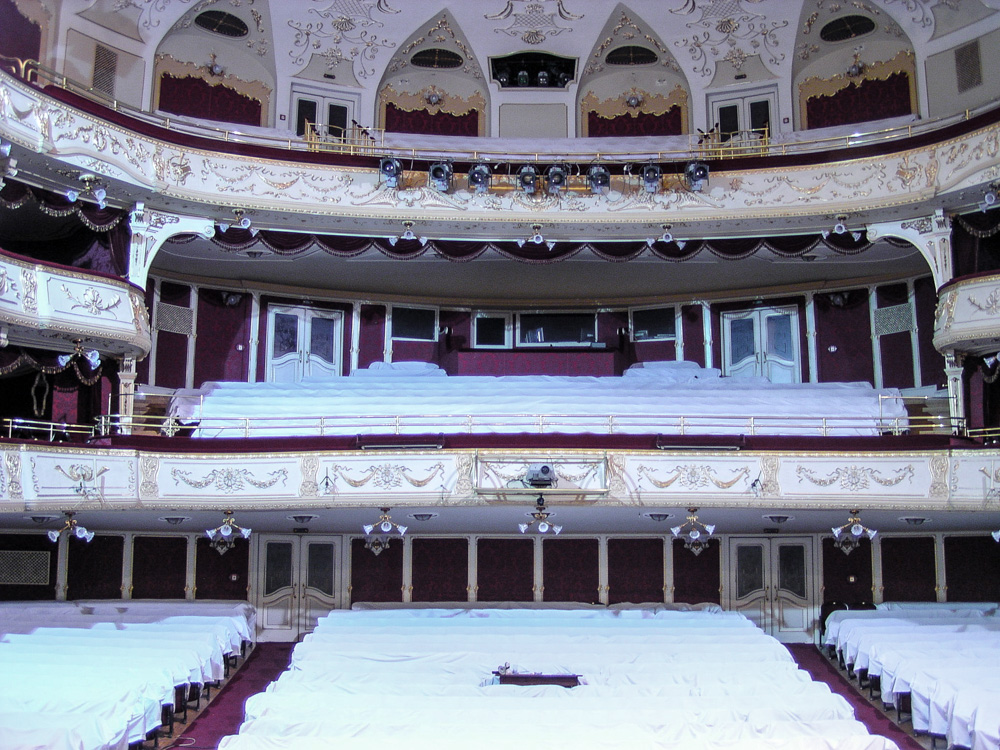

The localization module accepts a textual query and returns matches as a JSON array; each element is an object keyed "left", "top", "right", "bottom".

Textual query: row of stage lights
[{"left": 380, "top": 158, "right": 710, "bottom": 195}]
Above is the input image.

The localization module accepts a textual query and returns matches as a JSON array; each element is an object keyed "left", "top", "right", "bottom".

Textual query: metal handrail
[
  {"left": 2, "top": 58, "right": 995, "bottom": 165},
  {"left": 2, "top": 417, "right": 95, "bottom": 441}
]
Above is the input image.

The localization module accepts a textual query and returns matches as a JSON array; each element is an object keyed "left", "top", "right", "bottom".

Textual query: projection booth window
[
  {"left": 391, "top": 306, "right": 438, "bottom": 341},
  {"left": 517, "top": 312, "right": 597, "bottom": 346}
]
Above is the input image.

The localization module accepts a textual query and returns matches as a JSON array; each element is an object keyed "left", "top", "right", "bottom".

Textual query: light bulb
[
  {"left": 831, "top": 527, "right": 842, "bottom": 538},
  {"left": 205, "top": 529, "right": 217, "bottom": 539},
  {"left": 240, "top": 527, "right": 252, "bottom": 539},
  {"left": 396, "top": 525, "right": 407, "bottom": 535},
  {"left": 220, "top": 524, "right": 232, "bottom": 537},
  {"left": 93, "top": 187, "right": 106, "bottom": 201},
  {"left": 689, "top": 529, "right": 701, "bottom": 540},
  {"left": 850, "top": 523, "right": 864, "bottom": 537},
  {"left": 704, "top": 525, "right": 716, "bottom": 536},
  {"left": 670, "top": 526, "right": 682, "bottom": 537},
  {"left": 380, "top": 520, "right": 392, "bottom": 533},
  {"left": 82, "top": 531, "right": 95, "bottom": 543},
  {"left": 538, "top": 521, "right": 550, "bottom": 533},
  {"left": 553, "top": 525, "right": 563, "bottom": 535},
  {"left": 74, "top": 526, "right": 88, "bottom": 539},
  {"left": 866, "top": 529, "right": 877, "bottom": 540},
  {"left": 362, "top": 524, "right": 374, "bottom": 535},
  {"left": 518, "top": 523, "right": 529, "bottom": 534},
  {"left": 47, "top": 530, "right": 60, "bottom": 542}
]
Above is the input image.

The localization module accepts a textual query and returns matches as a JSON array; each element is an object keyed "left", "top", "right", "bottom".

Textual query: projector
[{"left": 526, "top": 463, "right": 555, "bottom": 488}]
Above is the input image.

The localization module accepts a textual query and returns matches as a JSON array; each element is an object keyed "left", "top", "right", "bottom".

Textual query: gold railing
[
  {"left": 2, "top": 417, "right": 95, "bottom": 441},
  {"left": 2, "top": 58, "right": 995, "bottom": 165}
]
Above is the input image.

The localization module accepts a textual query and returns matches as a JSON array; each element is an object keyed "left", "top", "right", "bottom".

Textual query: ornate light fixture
[
  {"left": 671, "top": 507, "right": 715, "bottom": 555},
  {"left": 363, "top": 507, "right": 407, "bottom": 555},
  {"left": 205, "top": 510, "right": 251, "bottom": 555},
  {"left": 204, "top": 52, "right": 225, "bottom": 77},
  {"left": 519, "top": 495, "right": 562, "bottom": 535},
  {"left": 847, "top": 46, "right": 866, "bottom": 78},
  {"left": 831, "top": 509, "right": 877, "bottom": 555},
  {"left": 47, "top": 511, "right": 94, "bottom": 543},
  {"left": 66, "top": 173, "right": 107, "bottom": 209},
  {"left": 991, "top": 529, "right": 999, "bottom": 543}
]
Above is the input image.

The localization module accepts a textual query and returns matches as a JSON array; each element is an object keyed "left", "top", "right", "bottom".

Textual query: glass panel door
[
  {"left": 257, "top": 535, "right": 342, "bottom": 641},
  {"left": 721, "top": 306, "right": 800, "bottom": 382},
  {"left": 267, "top": 306, "right": 343, "bottom": 382}
]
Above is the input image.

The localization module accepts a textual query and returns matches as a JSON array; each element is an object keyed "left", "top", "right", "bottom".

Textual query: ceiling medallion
[{"left": 486, "top": 0, "right": 583, "bottom": 45}]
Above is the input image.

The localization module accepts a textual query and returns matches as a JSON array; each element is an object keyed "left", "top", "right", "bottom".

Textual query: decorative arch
[
  {"left": 377, "top": 12, "right": 488, "bottom": 137},
  {"left": 577, "top": 5, "right": 689, "bottom": 137}
]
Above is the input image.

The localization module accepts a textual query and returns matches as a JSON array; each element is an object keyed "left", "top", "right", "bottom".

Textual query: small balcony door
[
  {"left": 727, "top": 536, "right": 816, "bottom": 643},
  {"left": 256, "top": 535, "right": 341, "bottom": 642},
  {"left": 266, "top": 305, "right": 342, "bottom": 383},
  {"left": 721, "top": 306, "right": 800, "bottom": 383}
]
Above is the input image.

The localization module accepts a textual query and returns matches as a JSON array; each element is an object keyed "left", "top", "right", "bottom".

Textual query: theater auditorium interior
[{"left": 2, "top": 0, "right": 1000, "bottom": 749}]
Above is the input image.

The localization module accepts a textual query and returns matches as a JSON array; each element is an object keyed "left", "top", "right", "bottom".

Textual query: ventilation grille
[
  {"left": 0, "top": 550, "right": 50, "bottom": 585},
  {"left": 155, "top": 302, "right": 194, "bottom": 335},
  {"left": 93, "top": 44, "right": 118, "bottom": 98},
  {"left": 874, "top": 302, "right": 914, "bottom": 337},
  {"left": 956, "top": 40, "right": 982, "bottom": 94}
]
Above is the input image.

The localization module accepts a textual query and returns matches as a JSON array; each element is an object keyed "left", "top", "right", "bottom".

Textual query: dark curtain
[
  {"left": 195, "top": 537, "right": 250, "bottom": 599},
  {"left": 914, "top": 276, "right": 946, "bottom": 389},
  {"left": 542, "top": 538, "right": 599, "bottom": 604},
  {"left": 0, "top": 0, "right": 41, "bottom": 66},
  {"left": 476, "top": 538, "right": 534, "bottom": 602},
  {"left": 587, "top": 108, "right": 683, "bottom": 138},
  {"left": 672, "top": 538, "right": 721, "bottom": 604},
  {"left": 0, "top": 534, "right": 57, "bottom": 601},
  {"left": 821, "top": 537, "right": 873, "bottom": 604},
  {"left": 607, "top": 538, "right": 664, "bottom": 604},
  {"left": 952, "top": 210, "right": 1000, "bottom": 278},
  {"left": 384, "top": 103, "right": 479, "bottom": 137},
  {"left": 943, "top": 536, "right": 1000, "bottom": 602},
  {"left": 880, "top": 536, "right": 937, "bottom": 602},
  {"left": 158, "top": 73, "right": 263, "bottom": 127},
  {"left": 806, "top": 73, "right": 912, "bottom": 130},
  {"left": 357, "top": 304, "right": 387, "bottom": 370},
  {"left": 350, "top": 538, "right": 403, "bottom": 604},
  {"left": 411, "top": 538, "right": 469, "bottom": 602},
  {"left": 131, "top": 536, "right": 188, "bottom": 599},
  {"left": 67, "top": 534, "right": 124, "bottom": 599}
]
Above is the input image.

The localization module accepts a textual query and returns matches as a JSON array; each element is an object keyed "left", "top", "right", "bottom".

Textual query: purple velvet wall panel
[
  {"left": 943, "top": 536, "right": 1000, "bottom": 602},
  {"left": 194, "top": 290, "right": 250, "bottom": 386},
  {"left": 873, "top": 279, "right": 915, "bottom": 389},
  {"left": 814, "top": 290, "right": 875, "bottom": 384},
  {"left": 67, "top": 535, "right": 124, "bottom": 600},
  {"left": 821, "top": 537, "right": 873, "bottom": 603},
  {"left": 476, "top": 538, "right": 534, "bottom": 602},
  {"left": 914, "top": 276, "right": 946, "bottom": 388},
  {"left": 384, "top": 103, "right": 479, "bottom": 137},
  {"left": 805, "top": 73, "right": 912, "bottom": 129},
  {"left": 453, "top": 350, "right": 618, "bottom": 375},
  {"left": 437, "top": 310, "right": 470, "bottom": 373},
  {"left": 542, "top": 538, "right": 600, "bottom": 603},
  {"left": 672, "top": 539, "right": 721, "bottom": 604},
  {"left": 633, "top": 339, "right": 677, "bottom": 365},
  {"left": 358, "top": 304, "right": 387, "bottom": 370},
  {"left": 0, "top": 0, "right": 41, "bottom": 62},
  {"left": 607, "top": 538, "right": 664, "bottom": 604},
  {"left": 195, "top": 537, "right": 250, "bottom": 599},
  {"left": 0, "top": 534, "right": 57, "bottom": 601},
  {"left": 154, "top": 331, "right": 188, "bottom": 389},
  {"left": 681, "top": 304, "right": 705, "bottom": 365},
  {"left": 392, "top": 340, "right": 438, "bottom": 364},
  {"left": 160, "top": 282, "right": 191, "bottom": 306},
  {"left": 131, "top": 536, "right": 188, "bottom": 599},
  {"left": 880, "top": 536, "right": 936, "bottom": 602},
  {"left": 159, "top": 73, "right": 263, "bottom": 127},
  {"left": 587, "top": 108, "right": 683, "bottom": 137},
  {"left": 350, "top": 537, "right": 403, "bottom": 604},
  {"left": 411, "top": 538, "right": 469, "bottom": 602}
]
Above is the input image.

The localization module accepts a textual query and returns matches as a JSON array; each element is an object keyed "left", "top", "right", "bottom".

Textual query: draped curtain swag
[{"left": 190, "top": 228, "right": 875, "bottom": 264}]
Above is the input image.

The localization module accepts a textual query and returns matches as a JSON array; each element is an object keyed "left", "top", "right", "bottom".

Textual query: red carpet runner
[
  {"left": 786, "top": 644, "right": 926, "bottom": 750},
  {"left": 175, "top": 642, "right": 294, "bottom": 749}
]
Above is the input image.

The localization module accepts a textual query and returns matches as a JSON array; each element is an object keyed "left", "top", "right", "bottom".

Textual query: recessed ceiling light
[
  {"left": 899, "top": 516, "right": 929, "bottom": 526},
  {"left": 287, "top": 514, "right": 318, "bottom": 524},
  {"left": 643, "top": 512, "right": 674, "bottom": 522},
  {"left": 408, "top": 513, "right": 438, "bottom": 522},
  {"left": 26, "top": 514, "right": 60, "bottom": 524},
  {"left": 159, "top": 516, "right": 191, "bottom": 526},
  {"left": 762, "top": 514, "right": 793, "bottom": 524}
]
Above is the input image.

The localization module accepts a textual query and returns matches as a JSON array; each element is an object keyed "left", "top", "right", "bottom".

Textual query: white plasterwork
[
  {"left": 780, "top": 456, "right": 927, "bottom": 500},
  {"left": 932, "top": 273, "right": 1000, "bottom": 355},
  {"left": 26, "top": 452, "right": 137, "bottom": 505},
  {"left": 159, "top": 456, "right": 297, "bottom": 500}
]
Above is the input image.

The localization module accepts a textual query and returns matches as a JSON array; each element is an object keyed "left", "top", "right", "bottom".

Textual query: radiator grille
[
  {"left": 0, "top": 550, "right": 50, "bottom": 585},
  {"left": 956, "top": 40, "right": 982, "bottom": 94},
  {"left": 155, "top": 302, "right": 194, "bottom": 335},
  {"left": 93, "top": 44, "right": 118, "bottom": 98},
  {"left": 874, "top": 302, "right": 914, "bottom": 337}
]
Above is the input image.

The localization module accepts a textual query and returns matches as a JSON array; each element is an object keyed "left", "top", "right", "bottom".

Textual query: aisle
[
  {"left": 174, "top": 643, "right": 295, "bottom": 749},
  {"left": 786, "top": 644, "right": 928, "bottom": 750}
]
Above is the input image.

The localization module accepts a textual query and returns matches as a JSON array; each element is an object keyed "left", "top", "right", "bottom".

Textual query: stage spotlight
[
  {"left": 546, "top": 164, "right": 569, "bottom": 194},
  {"left": 684, "top": 161, "right": 709, "bottom": 192},
  {"left": 518, "top": 165, "right": 538, "bottom": 194},
  {"left": 379, "top": 157, "right": 403, "bottom": 188},
  {"left": 468, "top": 163, "right": 491, "bottom": 194},
  {"left": 587, "top": 165, "right": 611, "bottom": 195},
  {"left": 428, "top": 162, "right": 453, "bottom": 192},
  {"left": 641, "top": 163, "right": 661, "bottom": 193},
  {"left": 980, "top": 185, "right": 999, "bottom": 212}
]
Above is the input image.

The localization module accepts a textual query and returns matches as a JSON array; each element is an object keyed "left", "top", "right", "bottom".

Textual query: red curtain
[
  {"left": 350, "top": 538, "right": 403, "bottom": 604},
  {"left": 944, "top": 536, "right": 1000, "bottom": 602},
  {"left": 411, "top": 538, "right": 469, "bottom": 602},
  {"left": 587, "top": 108, "right": 683, "bottom": 138},
  {"left": 132, "top": 536, "right": 188, "bottom": 598},
  {"left": 880, "top": 536, "right": 936, "bottom": 602},
  {"left": 672, "top": 539, "right": 721, "bottom": 604},
  {"left": 821, "top": 537, "right": 873, "bottom": 604},
  {"left": 195, "top": 537, "right": 250, "bottom": 599},
  {"left": 542, "top": 538, "right": 599, "bottom": 603},
  {"left": 806, "top": 73, "right": 912, "bottom": 130},
  {"left": 68, "top": 535, "right": 124, "bottom": 599},
  {"left": 158, "top": 73, "right": 262, "bottom": 127},
  {"left": 384, "top": 103, "right": 479, "bottom": 137},
  {"left": 607, "top": 538, "right": 664, "bottom": 604},
  {"left": 476, "top": 538, "right": 534, "bottom": 602}
]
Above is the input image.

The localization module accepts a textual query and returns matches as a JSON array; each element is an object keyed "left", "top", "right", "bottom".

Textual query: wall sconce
[
  {"left": 205, "top": 53, "right": 225, "bottom": 77},
  {"left": 423, "top": 87, "right": 444, "bottom": 106},
  {"left": 47, "top": 511, "right": 94, "bottom": 543},
  {"left": 980, "top": 184, "right": 999, "bottom": 212},
  {"left": 625, "top": 92, "right": 644, "bottom": 109},
  {"left": 388, "top": 221, "right": 427, "bottom": 246},
  {"left": 847, "top": 46, "right": 866, "bottom": 78},
  {"left": 831, "top": 509, "right": 876, "bottom": 555},
  {"left": 217, "top": 208, "right": 251, "bottom": 233},
  {"left": 517, "top": 224, "right": 553, "bottom": 249}
]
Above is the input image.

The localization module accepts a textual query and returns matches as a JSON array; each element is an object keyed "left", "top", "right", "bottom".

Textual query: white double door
[
  {"left": 266, "top": 305, "right": 342, "bottom": 382},
  {"left": 727, "top": 536, "right": 816, "bottom": 643},
  {"left": 256, "top": 535, "right": 342, "bottom": 641},
  {"left": 721, "top": 306, "right": 800, "bottom": 383}
]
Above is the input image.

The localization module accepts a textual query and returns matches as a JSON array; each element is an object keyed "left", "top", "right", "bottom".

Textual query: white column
[
  {"left": 468, "top": 536, "right": 477, "bottom": 602},
  {"left": 185, "top": 285, "right": 199, "bottom": 389},
  {"left": 186, "top": 534, "right": 197, "bottom": 601},
  {"left": 598, "top": 536, "right": 609, "bottom": 605},
  {"left": 402, "top": 535, "right": 412, "bottom": 603},
  {"left": 804, "top": 291, "right": 818, "bottom": 383},
  {"left": 868, "top": 286, "right": 882, "bottom": 389},
  {"left": 247, "top": 292, "right": 261, "bottom": 382},
  {"left": 117, "top": 356, "right": 136, "bottom": 435},
  {"left": 944, "top": 353, "right": 966, "bottom": 430},
  {"left": 908, "top": 280, "right": 922, "bottom": 388},
  {"left": 701, "top": 300, "right": 713, "bottom": 368}
]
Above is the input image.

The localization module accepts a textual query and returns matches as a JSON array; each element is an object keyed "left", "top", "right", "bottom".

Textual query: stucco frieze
[{"left": 933, "top": 273, "right": 1000, "bottom": 355}]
